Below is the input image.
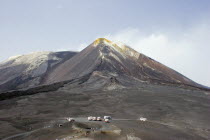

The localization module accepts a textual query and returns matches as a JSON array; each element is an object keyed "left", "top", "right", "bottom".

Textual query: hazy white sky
[{"left": 0, "top": 0, "right": 210, "bottom": 86}]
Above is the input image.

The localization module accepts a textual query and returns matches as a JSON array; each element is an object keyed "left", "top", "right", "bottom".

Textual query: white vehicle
[
  {"left": 104, "top": 119, "right": 110, "bottom": 123},
  {"left": 92, "top": 117, "right": 97, "bottom": 121},
  {"left": 139, "top": 117, "right": 147, "bottom": 121},
  {"left": 88, "top": 116, "right": 93, "bottom": 121},
  {"left": 67, "top": 117, "right": 75, "bottom": 122},
  {"left": 104, "top": 116, "right": 112, "bottom": 120},
  {"left": 97, "top": 117, "right": 102, "bottom": 121}
]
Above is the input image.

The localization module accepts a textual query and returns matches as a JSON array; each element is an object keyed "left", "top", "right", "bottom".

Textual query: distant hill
[{"left": 0, "top": 51, "right": 77, "bottom": 92}]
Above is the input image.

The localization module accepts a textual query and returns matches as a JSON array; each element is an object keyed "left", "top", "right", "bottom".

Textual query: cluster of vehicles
[
  {"left": 66, "top": 116, "right": 147, "bottom": 123},
  {"left": 88, "top": 116, "right": 112, "bottom": 123},
  {"left": 66, "top": 116, "right": 112, "bottom": 123}
]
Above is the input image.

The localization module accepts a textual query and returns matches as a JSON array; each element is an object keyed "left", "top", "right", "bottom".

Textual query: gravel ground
[{"left": 0, "top": 84, "right": 209, "bottom": 140}]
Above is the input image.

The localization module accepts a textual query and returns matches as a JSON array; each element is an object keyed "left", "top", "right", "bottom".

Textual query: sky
[{"left": 0, "top": 0, "right": 210, "bottom": 87}]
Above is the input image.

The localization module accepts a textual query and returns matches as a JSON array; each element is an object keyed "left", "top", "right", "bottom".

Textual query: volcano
[
  {"left": 0, "top": 38, "right": 210, "bottom": 140},
  {"left": 43, "top": 38, "right": 202, "bottom": 89},
  {"left": 0, "top": 38, "right": 207, "bottom": 93}
]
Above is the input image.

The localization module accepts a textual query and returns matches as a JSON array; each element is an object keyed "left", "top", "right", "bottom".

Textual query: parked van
[
  {"left": 104, "top": 119, "right": 110, "bottom": 123},
  {"left": 104, "top": 116, "right": 112, "bottom": 120},
  {"left": 88, "top": 116, "right": 93, "bottom": 121},
  {"left": 97, "top": 117, "right": 102, "bottom": 121},
  {"left": 139, "top": 117, "right": 147, "bottom": 121},
  {"left": 67, "top": 117, "right": 75, "bottom": 122}
]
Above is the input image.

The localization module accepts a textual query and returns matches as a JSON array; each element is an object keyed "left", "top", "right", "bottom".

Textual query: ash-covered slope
[
  {"left": 45, "top": 38, "right": 201, "bottom": 89},
  {"left": 0, "top": 51, "right": 77, "bottom": 92}
]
